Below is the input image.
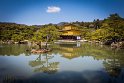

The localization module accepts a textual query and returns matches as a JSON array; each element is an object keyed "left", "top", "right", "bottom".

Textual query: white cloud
[{"left": 46, "top": 6, "right": 61, "bottom": 13}]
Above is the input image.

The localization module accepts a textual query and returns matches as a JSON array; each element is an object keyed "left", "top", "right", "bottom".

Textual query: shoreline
[{"left": 1, "top": 39, "right": 124, "bottom": 49}]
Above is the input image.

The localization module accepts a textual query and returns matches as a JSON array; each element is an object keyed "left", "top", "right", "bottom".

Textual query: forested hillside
[{"left": 0, "top": 13, "right": 124, "bottom": 43}]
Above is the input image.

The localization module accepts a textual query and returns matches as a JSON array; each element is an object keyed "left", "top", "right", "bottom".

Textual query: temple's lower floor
[{"left": 60, "top": 35, "right": 81, "bottom": 40}]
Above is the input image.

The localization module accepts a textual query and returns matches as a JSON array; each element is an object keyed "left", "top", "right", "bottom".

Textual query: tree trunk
[
  {"left": 45, "top": 35, "right": 49, "bottom": 49},
  {"left": 45, "top": 42, "right": 48, "bottom": 49},
  {"left": 38, "top": 41, "right": 41, "bottom": 49}
]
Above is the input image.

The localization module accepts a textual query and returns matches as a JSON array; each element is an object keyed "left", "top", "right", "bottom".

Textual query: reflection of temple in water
[
  {"left": 58, "top": 43, "right": 81, "bottom": 59},
  {"left": 29, "top": 54, "right": 59, "bottom": 74}
]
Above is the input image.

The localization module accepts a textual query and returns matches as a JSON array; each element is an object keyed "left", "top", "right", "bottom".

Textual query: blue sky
[{"left": 0, "top": 0, "right": 124, "bottom": 25}]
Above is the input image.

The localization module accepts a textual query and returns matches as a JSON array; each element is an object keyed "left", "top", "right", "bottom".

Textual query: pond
[{"left": 0, "top": 42, "right": 124, "bottom": 83}]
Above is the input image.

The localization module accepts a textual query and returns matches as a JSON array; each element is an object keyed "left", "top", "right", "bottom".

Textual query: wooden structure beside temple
[{"left": 60, "top": 24, "right": 81, "bottom": 40}]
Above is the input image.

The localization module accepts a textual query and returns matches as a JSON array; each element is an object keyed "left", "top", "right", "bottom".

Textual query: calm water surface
[{"left": 0, "top": 43, "right": 124, "bottom": 83}]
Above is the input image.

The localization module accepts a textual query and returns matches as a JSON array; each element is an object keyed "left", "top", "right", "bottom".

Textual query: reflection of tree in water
[
  {"left": 0, "top": 44, "right": 31, "bottom": 56},
  {"left": 103, "top": 48, "right": 124, "bottom": 82},
  {"left": 103, "top": 59, "right": 121, "bottom": 77},
  {"left": 29, "top": 53, "right": 59, "bottom": 74},
  {"left": 84, "top": 45, "right": 124, "bottom": 79}
]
